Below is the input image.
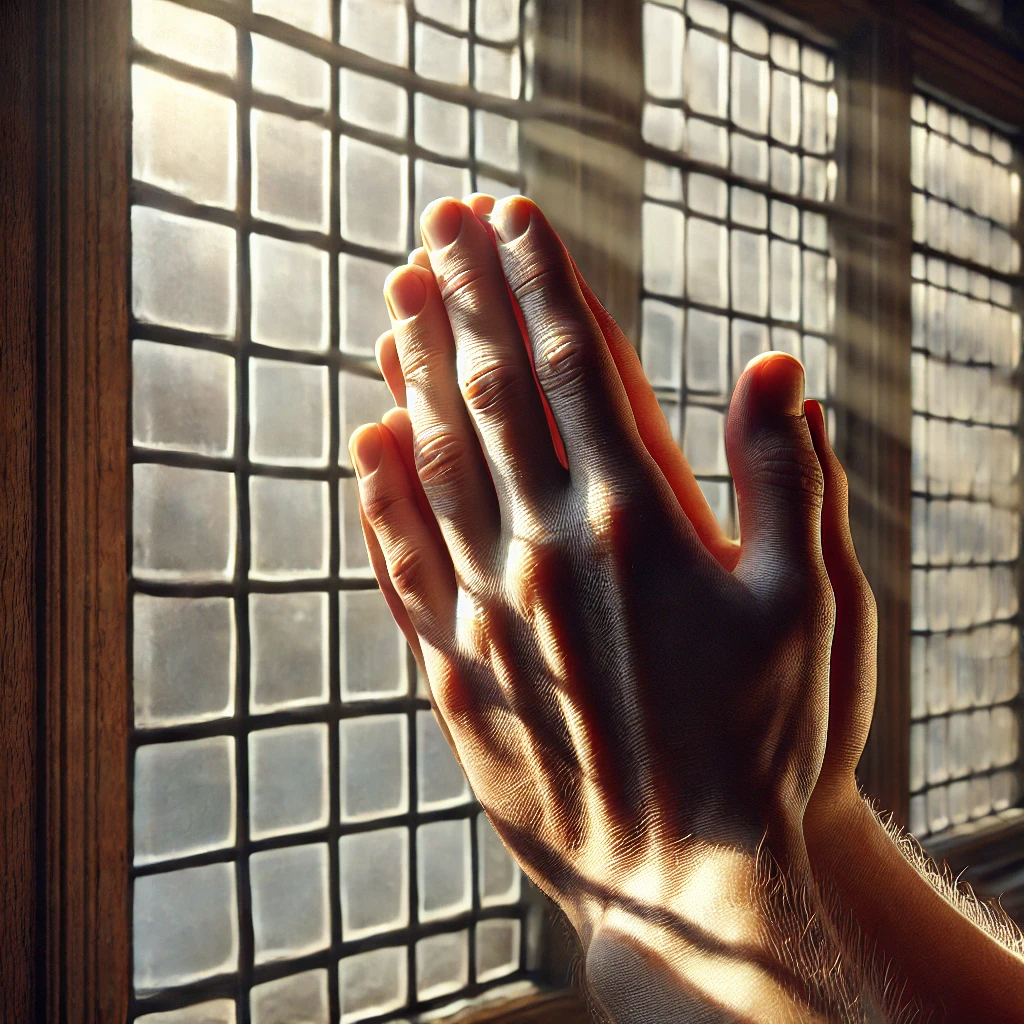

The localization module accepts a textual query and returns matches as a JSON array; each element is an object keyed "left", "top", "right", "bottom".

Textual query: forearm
[
  {"left": 580, "top": 834, "right": 886, "bottom": 1024},
  {"left": 806, "top": 786, "right": 1024, "bottom": 1022}
]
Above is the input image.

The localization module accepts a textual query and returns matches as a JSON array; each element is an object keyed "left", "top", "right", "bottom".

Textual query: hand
[{"left": 350, "top": 195, "right": 836, "bottom": 995}]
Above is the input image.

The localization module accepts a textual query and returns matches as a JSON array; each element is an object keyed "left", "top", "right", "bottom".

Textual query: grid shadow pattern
[
  {"left": 128, "top": 1, "right": 531, "bottom": 1021},
  {"left": 639, "top": 0, "right": 838, "bottom": 540},
  {"left": 908, "top": 92, "right": 1024, "bottom": 839}
]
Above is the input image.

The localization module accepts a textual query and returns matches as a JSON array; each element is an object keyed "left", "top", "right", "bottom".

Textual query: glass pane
[
  {"left": 134, "top": 864, "right": 238, "bottom": 991},
  {"left": 133, "top": 464, "right": 236, "bottom": 582},
  {"left": 252, "top": 36, "right": 329, "bottom": 108},
  {"left": 136, "top": 1002, "right": 236, "bottom": 1024},
  {"left": 341, "top": 0, "right": 408, "bottom": 66},
  {"left": 250, "top": 235, "right": 329, "bottom": 351},
  {"left": 250, "top": 592, "right": 329, "bottom": 711},
  {"left": 340, "top": 714, "right": 409, "bottom": 822},
  {"left": 251, "top": 844, "right": 331, "bottom": 963},
  {"left": 476, "top": 919, "right": 520, "bottom": 983},
  {"left": 250, "top": 477, "right": 329, "bottom": 579},
  {"left": 339, "top": 947, "right": 407, "bottom": 1023},
  {"left": 249, "top": 359, "right": 329, "bottom": 467},
  {"left": 132, "top": 207, "right": 237, "bottom": 336},
  {"left": 341, "top": 138, "right": 408, "bottom": 251},
  {"left": 134, "top": 596, "right": 235, "bottom": 727},
  {"left": 416, "top": 930, "right": 468, "bottom": 1001},
  {"left": 249, "top": 724, "right": 329, "bottom": 839},
  {"left": 133, "top": 66, "right": 236, "bottom": 208},
  {"left": 132, "top": 0, "right": 236, "bottom": 75},
  {"left": 251, "top": 970, "right": 329, "bottom": 1024},
  {"left": 417, "top": 710, "right": 470, "bottom": 810},
  {"left": 134, "top": 341, "right": 234, "bottom": 457},
  {"left": 340, "top": 590, "right": 406, "bottom": 699},
  {"left": 134, "top": 737, "right": 236, "bottom": 865},
  {"left": 339, "top": 827, "right": 409, "bottom": 939},
  {"left": 418, "top": 819, "right": 471, "bottom": 921},
  {"left": 253, "top": 0, "right": 330, "bottom": 37},
  {"left": 252, "top": 111, "right": 330, "bottom": 231}
]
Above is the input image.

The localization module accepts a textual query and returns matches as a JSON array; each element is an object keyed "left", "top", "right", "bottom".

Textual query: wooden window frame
[{"left": 2, "top": 0, "right": 1023, "bottom": 1020}]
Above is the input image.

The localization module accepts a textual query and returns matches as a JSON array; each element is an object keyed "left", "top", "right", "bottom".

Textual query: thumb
[{"left": 728, "top": 352, "right": 827, "bottom": 597}]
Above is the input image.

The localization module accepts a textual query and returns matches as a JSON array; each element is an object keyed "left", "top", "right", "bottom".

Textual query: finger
[
  {"left": 384, "top": 262, "right": 501, "bottom": 579},
  {"left": 375, "top": 330, "right": 406, "bottom": 406},
  {"left": 464, "top": 192, "right": 496, "bottom": 217},
  {"left": 382, "top": 406, "right": 442, "bottom": 548},
  {"left": 728, "top": 353, "right": 827, "bottom": 595},
  {"left": 805, "top": 401, "right": 877, "bottom": 782},
  {"left": 490, "top": 197, "right": 641, "bottom": 478},
  {"left": 568, "top": 257, "right": 740, "bottom": 572},
  {"left": 350, "top": 421, "right": 457, "bottom": 651},
  {"left": 421, "top": 198, "right": 566, "bottom": 510},
  {"left": 407, "top": 246, "right": 431, "bottom": 270}
]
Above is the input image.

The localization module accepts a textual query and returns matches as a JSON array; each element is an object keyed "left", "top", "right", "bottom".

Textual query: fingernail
[
  {"left": 468, "top": 192, "right": 496, "bottom": 216},
  {"left": 751, "top": 352, "right": 805, "bottom": 417},
  {"left": 421, "top": 198, "right": 464, "bottom": 251},
  {"left": 350, "top": 424, "right": 383, "bottom": 477},
  {"left": 384, "top": 267, "right": 427, "bottom": 320},
  {"left": 491, "top": 196, "right": 532, "bottom": 243}
]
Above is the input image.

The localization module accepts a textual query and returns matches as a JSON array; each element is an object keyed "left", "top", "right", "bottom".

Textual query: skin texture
[{"left": 354, "top": 194, "right": 1024, "bottom": 1021}]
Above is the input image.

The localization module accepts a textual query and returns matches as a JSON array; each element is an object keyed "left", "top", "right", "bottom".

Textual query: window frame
[{"left": 5, "top": 0, "right": 1024, "bottom": 1020}]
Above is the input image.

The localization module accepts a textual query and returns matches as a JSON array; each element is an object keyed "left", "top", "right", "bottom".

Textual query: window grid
[
  {"left": 640, "top": 0, "right": 837, "bottom": 539},
  {"left": 129, "top": 2, "right": 529, "bottom": 1022},
  {"left": 908, "top": 92, "right": 1024, "bottom": 840}
]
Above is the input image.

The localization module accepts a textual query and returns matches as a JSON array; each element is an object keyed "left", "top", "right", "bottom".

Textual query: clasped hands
[{"left": 349, "top": 193, "right": 881, "bottom": 1021}]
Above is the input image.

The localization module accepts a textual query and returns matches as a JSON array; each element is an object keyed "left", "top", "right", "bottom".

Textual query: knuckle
[
  {"left": 751, "top": 438, "right": 825, "bottom": 510},
  {"left": 415, "top": 429, "right": 470, "bottom": 488},
  {"left": 461, "top": 360, "right": 524, "bottom": 418},
  {"left": 361, "top": 487, "right": 415, "bottom": 527},
  {"left": 535, "top": 329, "right": 595, "bottom": 394},
  {"left": 439, "top": 262, "right": 490, "bottom": 307},
  {"left": 387, "top": 542, "right": 432, "bottom": 601}
]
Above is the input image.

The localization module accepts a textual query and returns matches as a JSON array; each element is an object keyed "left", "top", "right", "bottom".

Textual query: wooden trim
[
  {"left": 0, "top": 1, "right": 41, "bottom": 1017},
  {"left": 451, "top": 990, "right": 590, "bottom": 1024},
  {"left": 39, "top": 0, "right": 133, "bottom": 1020}
]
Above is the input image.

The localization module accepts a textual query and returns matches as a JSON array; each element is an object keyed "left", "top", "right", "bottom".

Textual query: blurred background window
[{"left": 908, "top": 94, "right": 1023, "bottom": 839}]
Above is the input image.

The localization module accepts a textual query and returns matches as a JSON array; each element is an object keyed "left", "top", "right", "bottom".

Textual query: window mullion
[{"left": 833, "top": 20, "right": 914, "bottom": 825}]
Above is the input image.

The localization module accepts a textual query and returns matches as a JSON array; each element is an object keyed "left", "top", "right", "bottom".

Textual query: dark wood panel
[
  {"left": 0, "top": 0, "right": 40, "bottom": 1018},
  {"left": 39, "top": 0, "right": 133, "bottom": 1020}
]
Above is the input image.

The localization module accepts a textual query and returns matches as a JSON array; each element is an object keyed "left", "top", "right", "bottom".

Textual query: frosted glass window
[
  {"left": 134, "top": 864, "right": 238, "bottom": 990},
  {"left": 476, "top": 919, "right": 521, "bottom": 982},
  {"left": 252, "top": 36, "right": 330, "bottom": 109},
  {"left": 250, "top": 592, "right": 329, "bottom": 711},
  {"left": 908, "top": 95, "right": 1023, "bottom": 839},
  {"left": 253, "top": 0, "right": 330, "bottom": 38},
  {"left": 340, "top": 714, "right": 409, "bottom": 822},
  {"left": 134, "top": 737, "right": 236, "bottom": 865},
  {"left": 130, "top": 1, "right": 529, "bottom": 1015},
  {"left": 478, "top": 813, "right": 520, "bottom": 905},
  {"left": 418, "top": 819, "right": 472, "bottom": 921},
  {"left": 339, "top": 947, "right": 407, "bottom": 1023},
  {"left": 251, "top": 971, "right": 328, "bottom": 1024},
  {"left": 136, "top": 1002, "right": 236, "bottom": 1024},
  {"left": 132, "top": 207, "right": 236, "bottom": 336},
  {"left": 249, "top": 724, "right": 329, "bottom": 838},
  {"left": 132, "top": 0, "right": 236, "bottom": 75},
  {"left": 250, "top": 235, "right": 329, "bottom": 351},
  {"left": 417, "top": 710, "right": 471, "bottom": 809},
  {"left": 134, "top": 341, "right": 234, "bottom": 457},
  {"left": 340, "top": 255, "right": 393, "bottom": 354},
  {"left": 416, "top": 930, "right": 469, "bottom": 1000},
  {"left": 340, "top": 828, "right": 409, "bottom": 939},
  {"left": 133, "top": 464, "right": 236, "bottom": 582},
  {"left": 133, "top": 596, "right": 235, "bottom": 726},
  {"left": 133, "top": 67, "right": 236, "bottom": 208},
  {"left": 642, "top": 5, "right": 836, "bottom": 539},
  {"left": 341, "top": 70, "right": 407, "bottom": 137},
  {"left": 341, "top": 0, "right": 409, "bottom": 66},
  {"left": 251, "top": 844, "right": 331, "bottom": 963},
  {"left": 252, "top": 111, "right": 330, "bottom": 230},
  {"left": 250, "top": 477, "right": 329, "bottom": 579},
  {"left": 340, "top": 138, "right": 408, "bottom": 252},
  {"left": 250, "top": 359, "right": 329, "bottom": 467},
  {"left": 340, "top": 589, "right": 406, "bottom": 699}
]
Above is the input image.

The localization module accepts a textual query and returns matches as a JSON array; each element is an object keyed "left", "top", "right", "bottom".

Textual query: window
[
  {"left": 908, "top": 93, "right": 1023, "bottom": 839},
  {"left": 640, "top": 0, "right": 836, "bottom": 539},
  {"left": 14, "top": 0, "right": 1024, "bottom": 1020},
  {"left": 128, "top": 0, "right": 531, "bottom": 1020}
]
